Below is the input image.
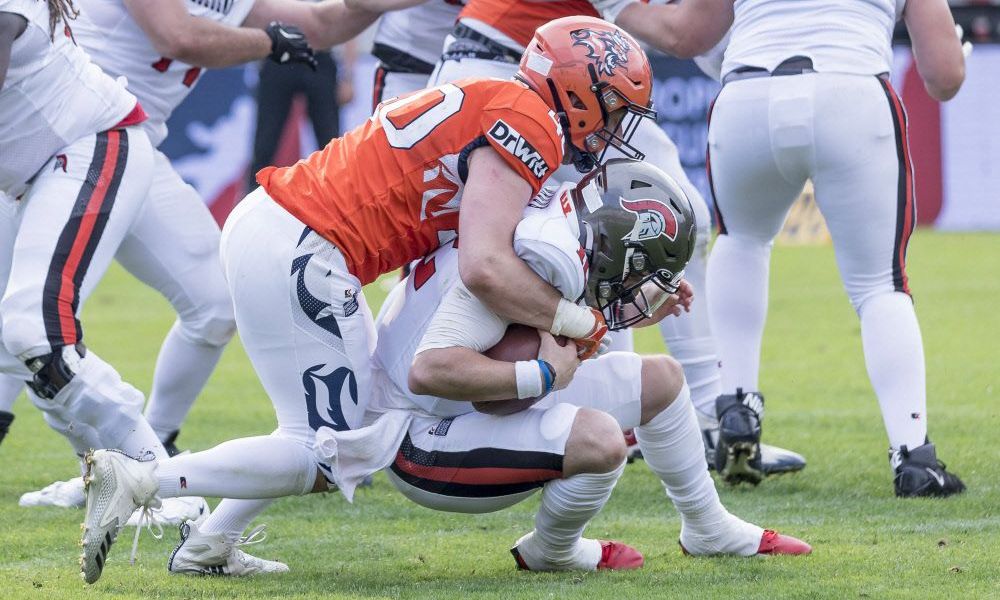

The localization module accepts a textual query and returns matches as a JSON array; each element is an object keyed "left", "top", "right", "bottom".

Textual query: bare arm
[
  {"left": 0, "top": 12, "right": 27, "bottom": 93},
  {"left": 244, "top": 0, "right": 379, "bottom": 50},
  {"left": 458, "top": 147, "right": 563, "bottom": 331},
  {"left": 123, "top": 0, "right": 272, "bottom": 68},
  {"left": 344, "top": 0, "right": 428, "bottom": 11},
  {"left": 904, "top": 0, "right": 965, "bottom": 101},
  {"left": 614, "top": 0, "right": 733, "bottom": 59},
  {"left": 409, "top": 347, "right": 518, "bottom": 401}
]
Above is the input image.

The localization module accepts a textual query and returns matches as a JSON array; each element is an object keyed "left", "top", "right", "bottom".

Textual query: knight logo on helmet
[{"left": 620, "top": 197, "right": 679, "bottom": 242}]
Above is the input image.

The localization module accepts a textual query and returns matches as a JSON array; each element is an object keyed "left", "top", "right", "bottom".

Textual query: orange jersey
[
  {"left": 257, "top": 78, "right": 564, "bottom": 286},
  {"left": 460, "top": 0, "right": 598, "bottom": 48}
]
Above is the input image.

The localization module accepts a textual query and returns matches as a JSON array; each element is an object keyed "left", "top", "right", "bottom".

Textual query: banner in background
[{"left": 161, "top": 50, "right": 999, "bottom": 230}]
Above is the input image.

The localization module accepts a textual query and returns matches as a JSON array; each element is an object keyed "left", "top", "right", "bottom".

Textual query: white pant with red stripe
[
  {"left": 371, "top": 66, "right": 430, "bottom": 112},
  {"left": 0, "top": 127, "right": 161, "bottom": 452},
  {"left": 706, "top": 73, "right": 928, "bottom": 449}
]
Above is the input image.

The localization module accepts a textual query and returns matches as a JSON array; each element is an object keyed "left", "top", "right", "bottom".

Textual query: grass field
[{"left": 0, "top": 230, "right": 998, "bottom": 599}]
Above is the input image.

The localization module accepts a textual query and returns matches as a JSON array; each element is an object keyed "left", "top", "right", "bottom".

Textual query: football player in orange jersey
[{"left": 77, "top": 17, "right": 660, "bottom": 581}]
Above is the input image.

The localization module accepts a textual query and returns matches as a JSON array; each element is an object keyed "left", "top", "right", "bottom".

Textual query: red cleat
[
  {"left": 597, "top": 540, "right": 645, "bottom": 570},
  {"left": 756, "top": 529, "right": 812, "bottom": 555}
]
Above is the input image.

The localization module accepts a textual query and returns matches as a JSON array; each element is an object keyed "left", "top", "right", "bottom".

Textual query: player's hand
[
  {"left": 538, "top": 331, "right": 579, "bottom": 392},
  {"left": 572, "top": 308, "right": 609, "bottom": 361},
  {"left": 266, "top": 22, "right": 318, "bottom": 70}
]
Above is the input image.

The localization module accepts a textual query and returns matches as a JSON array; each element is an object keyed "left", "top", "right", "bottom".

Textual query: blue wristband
[{"left": 536, "top": 360, "right": 555, "bottom": 395}]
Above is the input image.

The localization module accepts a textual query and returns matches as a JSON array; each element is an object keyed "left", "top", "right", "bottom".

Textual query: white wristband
[
  {"left": 514, "top": 360, "right": 544, "bottom": 400},
  {"left": 550, "top": 298, "right": 596, "bottom": 339},
  {"left": 595, "top": 0, "right": 638, "bottom": 24}
]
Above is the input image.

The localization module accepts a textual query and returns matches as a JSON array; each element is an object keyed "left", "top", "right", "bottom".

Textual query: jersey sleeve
[
  {"left": 416, "top": 280, "right": 509, "bottom": 354},
  {"left": 513, "top": 234, "right": 586, "bottom": 302},
  {"left": 480, "top": 90, "right": 565, "bottom": 194}
]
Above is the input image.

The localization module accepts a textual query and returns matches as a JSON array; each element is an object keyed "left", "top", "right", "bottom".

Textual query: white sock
[
  {"left": 706, "top": 235, "right": 772, "bottom": 393},
  {"left": 634, "top": 384, "right": 762, "bottom": 556},
  {"left": 859, "top": 293, "right": 928, "bottom": 451},
  {"left": 117, "top": 418, "right": 171, "bottom": 461},
  {"left": 156, "top": 435, "right": 316, "bottom": 499},
  {"left": 144, "top": 322, "right": 226, "bottom": 440},
  {"left": 0, "top": 374, "right": 22, "bottom": 412},
  {"left": 200, "top": 498, "right": 276, "bottom": 542},
  {"left": 527, "top": 461, "right": 625, "bottom": 569}
]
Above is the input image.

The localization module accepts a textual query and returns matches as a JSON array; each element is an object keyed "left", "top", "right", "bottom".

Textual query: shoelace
[
  {"left": 129, "top": 505, "right": 165, "bottom": 565},
  {"left": 237, "top": 525, "right": 268, "bottom": 547}
]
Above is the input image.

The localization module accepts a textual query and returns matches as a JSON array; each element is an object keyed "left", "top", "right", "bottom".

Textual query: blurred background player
[
  {"left": 17, "top": 0, "right": 378, "bottom": 509},
  {"left": 76, "top": 17, "right": 640, "bottom": 583},
  {"left": 0, "top": 0, "right": 205, "bottom": 523},
  {"left": 425, "top": 0, "right": 806, "bottom": 478},
  {"left": 701, "top": 0, "right": 967, "bottom": 495}
]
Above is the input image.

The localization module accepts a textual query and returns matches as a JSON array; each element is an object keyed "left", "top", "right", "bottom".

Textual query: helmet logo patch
[
  {"left": 620, "top": 197, "right": 678, "bottom": 242},
  {"left": 571, "top": 28, "right": 632, "bottom": 77}
]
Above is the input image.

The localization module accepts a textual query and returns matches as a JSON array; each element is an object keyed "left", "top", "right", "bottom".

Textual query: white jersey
[
  {"left": 72, "top": 0, "right": 257, "bottom": 146},
  {"left": 722, "top": 0, "right": 905, "bottom": 78},
  {"left": 371, "top": 182, "right": 586, "bottom": 417},
  {"left": 0, "top": 0, "right": 137, "bottom": 197},
  {"left": 373, "top": 0, "right": 462, "bottom": 71}
]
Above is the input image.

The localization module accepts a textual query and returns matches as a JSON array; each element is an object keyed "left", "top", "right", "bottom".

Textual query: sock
[
  {"left": 859, "top": 292, "right": 928, "bottom": 452},
  {"left": 634, "top": 383, "right": 762, "bottom": 556},
  {"left": 706, "top": 235, "right": 772, "bottom": 393},
  {"left": 156, "top": 435, "right": 316, "bottom": 499},
  {"left": 200, "top": 498, "right": 276, "bottom": 542},
  {"left": 0, "top": 373, "right": 22, "bottom": 412},
  {"left": 144, "top": 322, "right": 226, "bottom": 440},
  {"left": 528, "top": 461, "right": 625, "bottom": 569},
  {"left": 118, "top": 418, "right": 171, "bottom": 461}
]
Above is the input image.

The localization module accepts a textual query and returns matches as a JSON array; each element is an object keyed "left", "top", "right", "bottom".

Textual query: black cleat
[
  {"left": 0, "top": 410, "right": 13, "bottom": 446},
  {"left": 163, "top": 430, "right": 183, "bottom": 457},
  {"left": 893, "top": 442, "right": 966, "bottom": 498},
  {"left": 715, "top": 389, "right": 764, "bottom": 485}
]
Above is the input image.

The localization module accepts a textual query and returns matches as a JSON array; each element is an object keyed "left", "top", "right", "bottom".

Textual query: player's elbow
[
  {"left": 923, "top": 65, "right": 965, "bottom": 102},
  {"left": 154, "top": 31, "right": 198, "bottom": 65},
  {"left": 408, "top": 351, "right": 446, "bottom": 396},
  {"left": 458, "top": 254, "right": 504, "bottom": 301}
]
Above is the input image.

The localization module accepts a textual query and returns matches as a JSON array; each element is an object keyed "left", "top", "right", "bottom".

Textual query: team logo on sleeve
[
  {"left": 620, "top": 197, "right": 678, "bottom": 241},
  {"left": 488, "top": 119, "right": 550, "bottom": 179},
  {"left": 571, "top": 28, "right": 632, "bottom": 77}
]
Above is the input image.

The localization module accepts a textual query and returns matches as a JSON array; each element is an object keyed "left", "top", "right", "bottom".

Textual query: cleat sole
[{"left": 720, "top": 441, "right": 763, "bottom": 486}]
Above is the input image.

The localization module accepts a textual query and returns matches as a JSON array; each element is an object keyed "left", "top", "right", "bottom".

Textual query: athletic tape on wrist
[
  {"left": 550, "top": 298, "right": 596, "bottom": 339},
  {"left": 514, "top": 360, "right": 544, "bottom": 399}
]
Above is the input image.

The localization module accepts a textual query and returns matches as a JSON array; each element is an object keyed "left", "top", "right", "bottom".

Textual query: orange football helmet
[{"left": 517, "top": 16, "right": 656, "bottom": 172}]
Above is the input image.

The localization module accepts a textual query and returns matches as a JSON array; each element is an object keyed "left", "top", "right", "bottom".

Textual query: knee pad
[{"left": 178, "top": 310, "right": 236, "bottom": 348}]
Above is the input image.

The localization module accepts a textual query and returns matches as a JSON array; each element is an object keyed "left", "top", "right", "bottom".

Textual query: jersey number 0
[{"left": 374, "top": 84, "right": 465, "bottom": 149}]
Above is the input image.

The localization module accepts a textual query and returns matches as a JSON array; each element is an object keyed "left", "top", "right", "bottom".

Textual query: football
[{"left": 473, "top": 324, "right": 566, "bottom": 415}]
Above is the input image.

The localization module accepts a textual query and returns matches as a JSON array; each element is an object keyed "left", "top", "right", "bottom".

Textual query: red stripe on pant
[
  {"left": 878, "top": 78, "right": 915, "bottom": 296},
  {"left": 705, "top": 97, "right": 727, "bottom": 235},
  {"left": 372, "top": 66, "right": 387, "bottom": 113},
  {"left": 394, "top": 451, "right": 562, "bottom": 486},
  {"left": 55, "top": 131, "right": 123, "bottom": 345}
]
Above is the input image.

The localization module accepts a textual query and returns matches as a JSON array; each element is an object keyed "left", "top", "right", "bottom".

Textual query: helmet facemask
[
  {"left": 572, "top": 66, "right": 657, "bottom": 173},
  {"left": 593, "top": 244, "right": 685, "bottom": 331}
]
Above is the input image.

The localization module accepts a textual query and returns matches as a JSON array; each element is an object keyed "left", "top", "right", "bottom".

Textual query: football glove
[
  {"left": 266, "top": 22, "right": 318, "bottom": 70},
  {"left": 573, "top": 308, "right": 609, "bottom": 360}
]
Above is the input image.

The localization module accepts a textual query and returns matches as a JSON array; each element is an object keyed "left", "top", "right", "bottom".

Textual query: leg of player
[
  {"left": 384, "top": 403, "right": 642, "bottom": 571},
  {"left": 810, "top": 75, "right": 964, "bottom": 498},
  {"left": 0, "top": 373, "right": 19, "bottom": 446},
  {"left": 78, "top": 187, "right": 374, "bottom": 583},
  {"left": 116, "top": 152, "right": 237, "bottom": 454},
  {"left": 0, "top": 196, "right": 22, "bottom": 446}
]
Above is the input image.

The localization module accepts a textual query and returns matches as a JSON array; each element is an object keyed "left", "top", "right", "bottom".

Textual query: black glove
[{"left": 265, "top": 22, "right": 318, "bottom": 70}]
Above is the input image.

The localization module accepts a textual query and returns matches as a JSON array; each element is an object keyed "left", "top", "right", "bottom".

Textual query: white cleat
[
  {"left": 19, "top": 477, "right": 85, "bottom": 508},
  {"left": 168, "top": 520, "right": 289, "bottom": 576},
  {"left": 126, "top": 496, "right": 210, "bottom": 528},
  {"left": 79, "top": 450, "right": 159, "bottom": 584}
]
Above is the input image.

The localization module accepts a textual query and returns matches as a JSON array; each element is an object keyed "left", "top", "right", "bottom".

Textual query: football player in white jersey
[
  {"left": 0, "top": 0, "right": 208, "bottom": 523},
  {"left": 426, "top": 0, "right": 806, "bottom": 480},
  {"left": 620, "top": 0, "right": 967, "bottom": 495},
  {"left": 16, "top": 0, "right": 381, "bottom": 509},
  {"left": 77, "top": 161, "right": 811, "bottom": 579},
  {"left": 361, "top": 0, "right": 463, "bottom": 110}
]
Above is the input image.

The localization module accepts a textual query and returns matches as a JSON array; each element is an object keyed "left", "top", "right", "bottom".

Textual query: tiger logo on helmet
[{"left": 570, "top": 28, "right": 634, "bottom": 78}]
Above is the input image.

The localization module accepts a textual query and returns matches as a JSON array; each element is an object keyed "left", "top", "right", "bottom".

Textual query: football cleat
[
  {"left": 161, "top": 430, "right": 183, "bottom": 458},
  {"left": 79, "top": 450, "right": 159, "bottom": 584},
  {"left": 0, "top": 410, "right": 13, "bottom": 446},
  {"left": 126, "top": 496, "right": 209, "bottom": 528},
  {"left": 19, "top": 477, "right": 85, "bottom": 508},
  {"left": 510, "top": 531, "right": 643, "bottom": 571},
  {"left": 623, "top": 429, "right": 643, "bottom": 463},
  {"left": 755, "top": 529, "right": 812, "bottom": 555},
  {"left": 892, "top": 441, "right": 966, "bottom": 498},
  {"left": 714, "top": 389, "right": 764, "bottom": 485},
  {"left": 168, "top": 521, "right": 289, "bottom": 576},
  {"left": 698, "top": 410, "right": 806, "bottom": 477}
]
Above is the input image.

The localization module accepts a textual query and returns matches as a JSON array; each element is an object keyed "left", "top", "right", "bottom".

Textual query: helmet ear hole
[
  {"left": 568, "top": 92, "right": 588, "bottom": 110},
  {"left": 630, "top": 180, "right": 651, "bottom": 190}
]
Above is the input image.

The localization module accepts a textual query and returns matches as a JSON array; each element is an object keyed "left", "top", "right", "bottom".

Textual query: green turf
[{"left": 0, "top": 230, "right": 998, "bottom": 599}]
